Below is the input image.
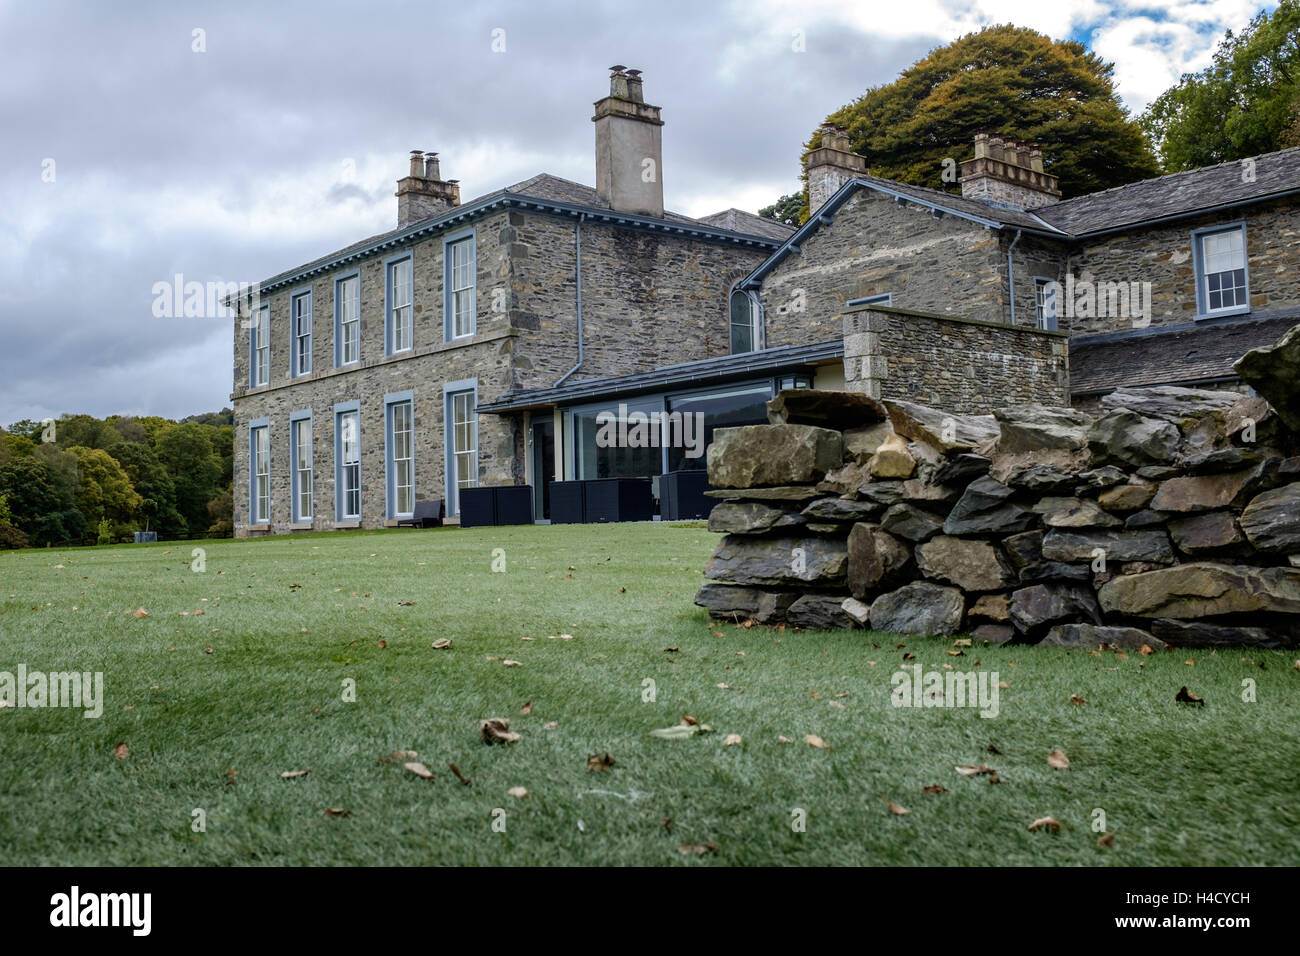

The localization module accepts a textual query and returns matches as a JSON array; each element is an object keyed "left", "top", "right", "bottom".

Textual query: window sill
[
  {"left": 290, "top": 521, "right": 314, "bottom": 530},
  {"left": 333, "top": 520, "right": 361, "bottom": 529},
  {"left": 1194, "top": 306, "right": 1251, "bottom": 321}
]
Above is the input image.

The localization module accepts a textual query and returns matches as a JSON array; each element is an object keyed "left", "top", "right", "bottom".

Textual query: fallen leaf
[
  {"left": 664, "top": 646, "right": 679, "bottom": 653},
  {"left": 193, "top": 608, "right": 205, "bottom": 616},
  {"left": 1116, "top": 650, "right": 1129, "bottom": 660},
  {"left": 723, "top": 734, "right": 743, "bottom": 747},
  {"left": 1047, "top": 748, "right": 1070, "bottom": 770},
  {"left": 1097, "top": 832, "right": 1115, "bottom": 848},
  {"left": 680, "top": 714, "right": 698, "bottom": 726},
  {"left": 520, "top": 701, "right": 532, "bottom": 715},
  {"left": 280, "top": 768, "right": 310, "bottom": 779},
  {"left": 677, "top": 843, "right": 717, "bottom": 855},
  {"left": 888, "top": 801, "right": 910, "bottom": 815},
  {"left": 1028, "top": 816, "right": 1061, "bottom": 832},
  {"left": 828, "top": 700, "right": 845, "bottom": 709},
  {"left": 323, "top": 808, "right": 351, "bottom": 818},
  {"left": 543, "top": 721, "right": 558, "bottom": 731},
  {"left": 1139, "top": 644, "right": 1155, "bottom": 655},
  {"left": 985, "top": 744, "right": 1002, "bottom": 755},
  {"left": 431, "top": 639, "right": 451, "bottom": 649},
  {"left": 586, "top": 752, "right": 615, "bottom": 772},
  {"left": 716, "top": 683, "right": 731, "bottom": 690},
  {"left": 381, "top": 750, "right": 418, "bottom": 763},
  {"left": 953, "top": 638, "right": 972, "bottom": 647},
  {"left": 449, "top": 763, "right": 472, "bottom": 786},
  {"left": 1070, "top": 695, "right": 1087, "bottom": 706},
  {"left": 481, "top": 718, "right": 521, "bottom": 744},
  {"left": 805, "top": 734, "right": 829, "bottom": 750},
  {"left": 833, "top": 692, "right": 849, "bottom": 699},
  {"left": 922, "top": 785, "right": 947, "bottom": 794},
  {"left": 404, "top": 762, "right": 435, "bottom": 780},
  {"left": 377, "top": 640, "right": 387, "bottom": 649},
  {"left": 902, "top": 652, "right": 916, "bottom": 661},
  {"left": 507, "top": 786, "right": 528, "bottom": 799},
  {"left": 778, "top": 735, "right": 793, "bottom": 743},
  {"left": 1184, "top": 658, "right": 1195, "bottom": 666},
  {"left": 947, "top": 649, "right": 965, "bottom": 657},
  {"left": 502, "top": 659, "right": 523, "bottom": 667},
  {"left": 997, "top": 680, "right": 1010, "bottom": 689},
  {"left": 650, "top": 725, "right": 699, "bottom": 740},
  {"left": 955, "top": 764, "right": 996, "bottom": 776},
  {"left": 113, "top": 742, "right": 128, "bottom": 760},
  {"left": 132, "top": 607, "right": 148, "bottom": 619},
  {"left": 1175, "top": 686, "right": 1205, "bottom": 706}
]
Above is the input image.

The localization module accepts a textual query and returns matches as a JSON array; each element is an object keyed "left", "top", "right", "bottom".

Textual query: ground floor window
[
  {"left": 336, "top": 407, "right": 361, "bottom": 519},
  {"left": 386, "top": 397, "right": 414, "bottom": 517},
  {"left": 250, "top": 423, "right": 269, "bottom": 523},
  {"left": 291, "top": 414, "right": 313, "bottom": 521},
  {"left": 446, "top": 387, "right": 477, "bottom": 515}
]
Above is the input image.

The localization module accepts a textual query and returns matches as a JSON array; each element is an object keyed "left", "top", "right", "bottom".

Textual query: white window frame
[
  {"left": 1033, "top": 277, "right": 1058, "bottom": 331},
  {"left": 249, "top": 420, "right": 270, "bottom": 524},
  {"left": 291, "top": 289, "right": 312, "bottom": 378},
  {"left": 335, "top": 273, "right": 361, "bottom": 366},
  {"left": 290, "top": 410, "right": 313, "bottom": 522},
  {"left": 250, "top": 304, "right": 270, "bottom": 387},
  {"left": 728, "top": 286, "right": 762, "bottom": 354},
  {"left": 385, "top": 392, "right": 415, "bottom": 518},
  {"left": 444, "top": 231, "right": 476, "bottom": 340},
  {"left": 444, "top": 380, "right": 478, "bottom": 515},
  {"left": 386, "top": 254, "right": 414, "bottom": 354},
  {"left": 335, "top": 404, "right": 361, "bottom": 520},
  {"left": 1191, "top": 223, "right": 1250, "bottom": 319}
]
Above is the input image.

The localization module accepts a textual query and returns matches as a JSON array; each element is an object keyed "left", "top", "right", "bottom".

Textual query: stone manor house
[{"left": 230, "top": 68, "right": 1300, "bottom": 536}]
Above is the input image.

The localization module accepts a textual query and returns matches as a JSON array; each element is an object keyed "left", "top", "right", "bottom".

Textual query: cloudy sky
[{"left": 0, "top": 0, "right": 1275, "bottom": 425}]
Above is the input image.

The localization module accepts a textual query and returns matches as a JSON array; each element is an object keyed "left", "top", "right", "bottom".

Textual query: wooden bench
[{"left": 397, "top": 499, "right": 444, "bottom": 528}]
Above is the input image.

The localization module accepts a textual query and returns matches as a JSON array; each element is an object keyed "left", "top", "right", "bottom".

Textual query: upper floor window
[
  {"left": 1193, "top": 224, "right": 1249, "bottom": 318},
  {"left": 1033, "top": 278, "right": 1058, "bottom": 331},
  {"left": 291, "top": 291, "right": 312, "bottom": 377},
  {"left": 445, "top": 233, "right": 476, "bottom": 340},
  {"left": 250, "top": 305, "right": 270, "bottom": 386},
  {"left": 387, "top": 256, "right": 413, "bottom": 354},
  {"left": 729, "top": 288, "right": 760, "bottom": 353},
  {"left": 336, "top": 274, "right": 361, "bottom": 366}
]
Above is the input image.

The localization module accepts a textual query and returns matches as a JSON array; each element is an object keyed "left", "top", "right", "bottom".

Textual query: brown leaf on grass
[
  {"left": 955, "top": 764, "right": 996, "bottom": 776},
  {"left": 985, "top": 744, "right": 1002, "bottom": 755},
  {"left": 664, "top": 646, "right": 679, "bottom": 653},
  {"left": 586, "top": 752, "right": 615, "bottom": 773},
  {"left": 520, "top": 701, "right": 532, "bottom": 715},
  {"left": 377, "top": 640, "right": 387, "bottom": 649},
  {"left": 805, "top": 734, "right": 829, "bottom": 750},
  {"left": 449, "top": 763, "right": 472, "bottom": 786},
  {"left": 224, "top": 769, "right": 237, "bottom": 785},
  {"left": 1184, "top": 658, "right": 1195, "bottom": 666},
  {"left": 997, "top": 680, "right": 1010, "bottom": 689},
  {"left": 1175, "top": 686, "right": 1205, "bottom": 706},
  {"left": 777, "top": 735, "right": 793, "bottom": 743},
  {"left": 507, "top": 786, "right": 528, "bottom": 799},
  {"left": 404, "top": 762, "right": 435, "bottom": 780},
  {"left": 481, "top": 718, "right": 521, "bottom": 745},
  {"left": 1097, "top": 832, "right": 1115, "bottom": 848},
  {"left": 677, "top": 843, "right": 717, "bottom": 855},
  {"left": 716, "top": 683, "right": 731, "bottom": 690},
  {"left": 193, "top": 608, "right": 205, "bottom": 616},
  {"left": 723, "top": 734, "right": 742, "bottom": 747},
  {"left": 1047, "top": 749, "right": 1070, "bottom": 770},
  {"left": 204, "top": 646, "right": 213, "bottom": 654},
  {"left": 281, "top": 768, "right": 311, "bottom": 779},
  {"left": 902, "top": 652, "right": 916, "bottom": 661},
  {"left": 922, "top": 785, "right": 947, "bottom": 794},
  {"left": 113, "top": 742, "right": 128, "bottom": 760},
  {"left": 1070, "top": 695, "right": 1087, "bottom": 706},
  {"left": 380, "top": 750, "right": 418, "bottom": 763},
  {"left": 834, "top": 692, "right": 849, "bottom": 699},
  {"left": 680, "top": 714, "right": 698, "bottom": 726},
  {"left": 947, "top": 649, "right": 965, "bottom": 657},
  {"left": 1139, "top": 644, "right": 1154, "bottom": 655},
  {"left": 431, "top": 639, "right": 451, "bottom": 649},
  {"left": 1028, "top": 816, "right": 1061, "bottom": 832},
  {"left": 323, "top": 808, "right": 351, "bottom": 818},
  {"left": 132, "top": 607, "right": 148, "bottom": 619},
  {"left": 828, "top": 700, "right": 845, "bottom": 709},
  {"left": 502, "top": 659, "right": 523, "bottom": 667},
  {"left": 888, "top": 801, "right": 910, "bottom": 815}
]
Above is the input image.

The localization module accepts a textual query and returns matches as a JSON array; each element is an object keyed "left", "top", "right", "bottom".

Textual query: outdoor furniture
[
  {"left": 584, "top": 477, "right": 653, "bottom": 523},
  {"left": 458, "top": 486, "right": 534, "bottom": 528},
  {"left": 397, "top": 499, "right": 443, "bottom": 528},
  {"left": 659, "top": 469, "right": 712, "bottom": 520}
]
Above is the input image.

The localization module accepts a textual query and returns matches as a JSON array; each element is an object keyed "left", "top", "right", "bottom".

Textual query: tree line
[{"left": 0, "top": 410, "right": 233, "bottom": 549}]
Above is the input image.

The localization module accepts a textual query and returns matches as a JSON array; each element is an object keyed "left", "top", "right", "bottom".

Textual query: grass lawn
[{"left": 1, "top": 522, "right": 1297, "bottom": 866}]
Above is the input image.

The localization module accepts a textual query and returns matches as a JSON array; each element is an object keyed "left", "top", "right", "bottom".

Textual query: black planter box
[
  {"left": 458, "top": 487, "right": 496, "bottom": 529},
  {"left": 584, "top": 478, "right": 653, "bottom": 523},
  {"left": 550, "top": 481, "right": 586, "bottom": 524},
  {"left": 459, "top": 485, "right": 534, "bottom": 528},
  {"left": 659, "top": 469, "right": 713, "bottom": 520}
]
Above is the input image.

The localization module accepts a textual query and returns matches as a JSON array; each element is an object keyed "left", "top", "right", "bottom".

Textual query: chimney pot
[
  {"left": 408, "top": 150, "right": 425, "bottom": 178},
  {"left": 424, "top": 151, "right": 441, "bottom": 180}
]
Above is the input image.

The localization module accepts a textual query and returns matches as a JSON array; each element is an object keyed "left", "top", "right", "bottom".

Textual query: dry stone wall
[{"left": 695, "top": 386, "right": 1300, "bottom": 649}]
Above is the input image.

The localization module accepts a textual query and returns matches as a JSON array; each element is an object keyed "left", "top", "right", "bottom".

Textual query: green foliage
[
  {"left": 156, "top": 422, "right": 224, "bottom": 533},
  {"left": 96, "top": 517, "right": 113, "bottom": 546},
  {"left": 107, "top": 441, "right": 183, "bottom": 534},
  {"left": 52, "top": 413, "right": 113, "bottom": 450},
  {"left": 69, "top": 446, "right": 143, "bottom": 536},
  {"left": 776, "top": 24, "right": 1160, "bottom": 216},
  {"left": 758, "top": 193, "right": 804, "bottom": 226},
  {"left": 1141, "top": 0, "right": 1300, "bottom": 170},
  {"left": 0, "top": 456, "right": 86, "bottom": 546}
]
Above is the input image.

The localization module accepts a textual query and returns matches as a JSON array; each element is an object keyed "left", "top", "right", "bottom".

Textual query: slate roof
[
  {"left": 1033, "top": 146, "right": 1300, "bottom": 236},
  {"left": 1068, "top": 309, "right": 1300, "bottom": 396},
  {"left": 697, "top": 208, "right": 797, "bottom": 241}
]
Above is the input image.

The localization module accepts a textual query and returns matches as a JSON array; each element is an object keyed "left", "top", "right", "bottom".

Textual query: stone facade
[
  {"left": 842, "top": 305, "right": 1069, "bottom": 409},
  {"left": 231, "top": 206, "right": 775, "bottom": 536}
]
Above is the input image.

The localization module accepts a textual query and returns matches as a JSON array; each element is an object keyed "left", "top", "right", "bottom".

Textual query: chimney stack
[
  {"left": 396, "top": 149, "right": 461, "bottom": 227},
  {"left": 802, "top": 123, "right": 866, "bottom": 214},
  {"left": 592, "top": 66, "right": 664, "bottom": 218},
  {"left": 959, "top": 132, "right": 1061, "bottom": 210}
]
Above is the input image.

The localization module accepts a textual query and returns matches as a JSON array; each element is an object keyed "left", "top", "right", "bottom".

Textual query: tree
[
  {"left": 52, "top": 414, "right": 112, "bottom": 450},
  {"left": 0, "top": 457, "right": 85, "bottom": 545},
  {"left": 107, "top": 441, "right": 183, "bottom": 534},
  {"left": 777, "top": 24, "right": 1160, "bottom": 221},
  {"left": 68, "top": 446, "right": 143, "bottom": 538},
  {"left": 759, "top": 193, "right": 804, "bottom": 226},
  {"left": 155, "top": 422, "right": 223, "bottom": 532},
  {"left": 1141, "top": 0, "right": 1300, "bottom": 170}
]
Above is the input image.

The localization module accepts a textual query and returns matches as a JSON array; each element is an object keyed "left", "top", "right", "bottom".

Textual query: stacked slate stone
[{"left": 694, "top": 386, "right": 1300, "bottom": 649}]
